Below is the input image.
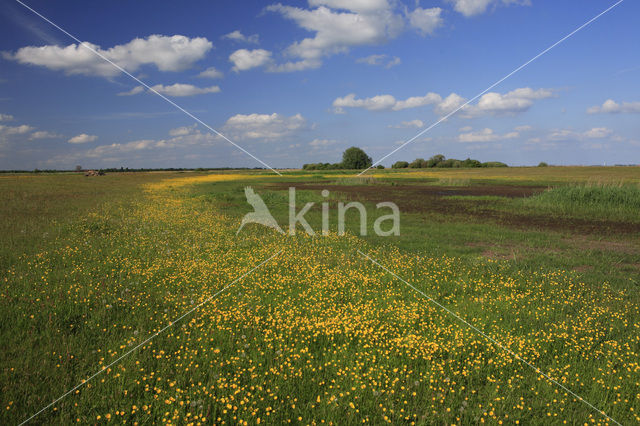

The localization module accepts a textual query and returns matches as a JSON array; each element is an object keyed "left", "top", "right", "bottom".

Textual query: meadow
[{"left": 0, "top": 167, "right": 639, "bottom": 425}]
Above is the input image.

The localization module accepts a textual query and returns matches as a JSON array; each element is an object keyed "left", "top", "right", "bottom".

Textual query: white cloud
[
  {"left": 332, "top": 88, "right": 553, "bottom": 117},
  {"left": 333, "top": 93, "right": 397, "bottom": 112},
  {"left": 30, "top": 130, "right": 61, "bottom": 140},
  {"left": 197, "top": 67, "right": 224, "bottom": 79},
  {"left": 150, "top": 83, "right": 220, "bottom": 97},
  {"left": 547, "top": 127, "right": 614, "bottom": 141},
  {"left": 308, "top": 0, "right": 392, "bottom": 13},
  {"left": 389, "top": 120, "right": 424, "bottom": 128},
  {"left": 408, "top": 7, "right": 444, "bottom": 35},
  {"left": 264, "top": 1, "right": 442, "bottom": 72},
  {"left": 394, "top": 93, "right": 443, "bottom": 111},
  {"left": 229, "top": 49, "right": 273, "bottom": 72},
  {"left": 309, "top": 138, "right": 338, "bottom": 147},
  {"left": 0, "top": 114, "right": 14, "bottom": 122},
  {"left": 223, "top": 113, "right": 307, "bottom": 140},
  {"left": 446, "top": 0, "right": 530, "bottom": 17},
  {"left": 117, "top": 86, "right": 144, "bottom": 96},
  {"left": 583, "top": 127, "right": 613, "bottom": 139},
  {"left": 222, "top": 30, "right": 260, "bottom": 44},
  {"left": 587, "top": 99, "right": 640, "bottom": 114},
  {"left": 434, "top": 93, "right": 467, "bottom": 116},
  {"left": 356, "top": 54, "right": 401, "bottom": 68},
  {"left": 514, "top": 125, "right": 532, "bottom": 132},
  {"left": 68, "top": 133, "right": 98, "bottom": 144},
  {"left": 332, "top": 92, "right": 441, "bottom": 112},
  {"left": 266, "top": 3, "right": 403, "bottom": 69},
  {"left": 5, "top": 35, "right": 213, "bottom": 77},
  {"left": 458, "top": 127, "right": 519, "bottom": 142},
  {"left": 168, "top": 124, "right": 198, "bottom": 136},
  {"left": 0, "top": 124, "right": 34, "bottom": 135},
  {"left": 470, "top": 88, "right": 555, "bottom": 116},
  {"left": 59, "top": 127, "right": 220, "bottom": 162},
  {"left": 118, "top": 83, "right": 220, "bottom": 97},
  {"left": 268, "top": 59, "right": 322, "bottom": 72}
]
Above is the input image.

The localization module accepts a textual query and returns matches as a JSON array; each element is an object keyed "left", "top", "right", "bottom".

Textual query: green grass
[
  {"left": 523, "top": 182, "right": 640, "bottom": 221},
  {"left": 1, "top": 169, "right": 639, "bottom": 424}
]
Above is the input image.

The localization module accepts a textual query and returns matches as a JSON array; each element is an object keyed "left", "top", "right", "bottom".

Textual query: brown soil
[
  {"left": 266, "top": 182, "right": 640, "bottom": 236},
  {"left": 564, "top": 236, "right": 639, "bottom": 255}
]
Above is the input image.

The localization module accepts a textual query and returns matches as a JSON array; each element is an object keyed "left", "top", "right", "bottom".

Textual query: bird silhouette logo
[{"left": 237, "top": 187, "right": 284, "bottom": 234}]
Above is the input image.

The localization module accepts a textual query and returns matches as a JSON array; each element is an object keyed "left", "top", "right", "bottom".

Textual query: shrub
[
  {"left": 482, "top": 161, "right": 508, "bottom": 168},
  {"left": 392, "top": 161, "right": 409, "bottom": 169}
]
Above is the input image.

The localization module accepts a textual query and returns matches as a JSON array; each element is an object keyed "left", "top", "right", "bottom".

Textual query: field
[{"left": 1, "top": 167, "right": 639, "bottom": 425}]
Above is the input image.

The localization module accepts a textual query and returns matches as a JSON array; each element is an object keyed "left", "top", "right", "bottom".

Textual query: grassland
[{"left": 1, "top": 167, "right": 639, "bottom": 425}]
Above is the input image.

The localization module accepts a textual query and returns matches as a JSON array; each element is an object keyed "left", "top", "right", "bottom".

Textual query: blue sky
[{"left": 0, "top": 0, "right": 638, "bottom": 170}]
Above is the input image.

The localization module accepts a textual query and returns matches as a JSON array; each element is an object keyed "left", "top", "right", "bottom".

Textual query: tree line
[
  {"left": 392, "top": 154, "right": 507, "bottom": 169},
  {"left": 302, "top": 147, "right": 508, "bottom": 170}
]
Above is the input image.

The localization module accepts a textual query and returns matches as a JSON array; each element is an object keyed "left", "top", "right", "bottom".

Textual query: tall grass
[
  {"left": 333, "top": 176, "right": 381, "bottom": 185},
  {"left": 524, "top": 182, "right": 640, "bottom": 221}
]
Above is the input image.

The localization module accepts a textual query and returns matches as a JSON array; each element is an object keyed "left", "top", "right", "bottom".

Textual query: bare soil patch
[{"left": 266, "top": 182, "right": 640, "bottom": 236}]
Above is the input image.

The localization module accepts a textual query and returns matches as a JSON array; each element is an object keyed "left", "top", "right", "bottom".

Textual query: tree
[
  {"left": 341, "top": 147, "right": 372, "bottom": 170},
  {"left": 409, "top": 158, "right": 426, "bottom": 168},
  {"left": 426, "top": 154, "right": 445, "bottom": 168},
  {"left": 461, "top": 158, "right": 482, "bottom": 168},
  {"left": 392, "top": 161, "right": 409, "bottom": 169},
  {"left": 538, "top": 162, "right": 549, "bottom": 167},
  {"left": 376, "top": 164, "right": 385, "bottom": 169},
  {"left": 75, "top": 165, "right": 82, "bottom": 172}
]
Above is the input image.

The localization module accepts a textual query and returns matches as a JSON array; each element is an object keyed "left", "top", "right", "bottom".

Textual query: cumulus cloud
[
  {"left": 268, "top": 59, "right": 322, "bottom": 72},
  {"left": 60, "top": 127, "right": 219, "bottom": 163},
  {"left": 117, "top": 86, "right": 144, "bottom": 96},
  {"left": 458, "top": 127, "right": 519, "bottom": 142},
  {"left": 30, "top": 130, "right": 61, "bottom": 140},
  {"left": 587, "top": 99, "right": 640, "bottom": 114},
  {"left": 222, "top": 30, "right": 260, "bottom": 44},
  {"left": 582, "top": 127, "right": 613, "bottom": 139},
  {"left": 5, "top": 35, "right": 213, "bottom": 77},
  {"left": 547, "top": 127, "right": 614, "bottom": 141},
  {"left": 68, "top": 133, "right": 98, "bottom": 144},
  {"left": 332, "top": 87, "right": 554, "bottom": 117},
  {"left": 466, "top": 88, "right": 554, "bottom": 116},
  {"left": 266, "top": 3, "right": 403, "bottom": 70},
  {"left": 308, "top": 0, "right": 392, "bottom": 13},
  {"left": 118, "top": 83, "right": 220, "bottom": 97},
  {"left": 0, "top": 124, "right": 34, "bottom": 136},
  {"left": 229, "top": 49, "right": 273, "bottom": 72},
  {"left": 434, "top": 93, "right": 467, "bottom": 116},
  {"left": 0, "top": 114, "right": 14, "bottom": 122},
  {"left": 408, "top": 7, "right": 444, "bottom": 35},
  {"left": 356, "top": 54, "right": 401, "bottom": 68},
  {"left": 197, "top": 67, "right": 224, "bottom": 79},
  {"left": 446, "top": 0, "right": 530, "bottom": 17},
  {"left": 389, "top": 120, "right": 424, "bottom": 128},
  {"left": 149, "top": 83, "right": 220, "bottom": 97},
  {"left": 332, "top": 92, "right": 441, "bottom": 112},
  {"left": 168, "top": 124, "right": 198, "bottom": 136},
  {"left": 223, "top": 113, "right": 307, "bottom": 140}
]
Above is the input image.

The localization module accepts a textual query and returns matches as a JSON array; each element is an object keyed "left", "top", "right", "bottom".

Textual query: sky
[{"left": 0, "top": 0, "right": 638, "bottom": 170}]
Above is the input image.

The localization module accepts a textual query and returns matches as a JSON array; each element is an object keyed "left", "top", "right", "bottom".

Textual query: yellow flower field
[{"left": 1, "top": 171, "right": 638, "bottom": 425}]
